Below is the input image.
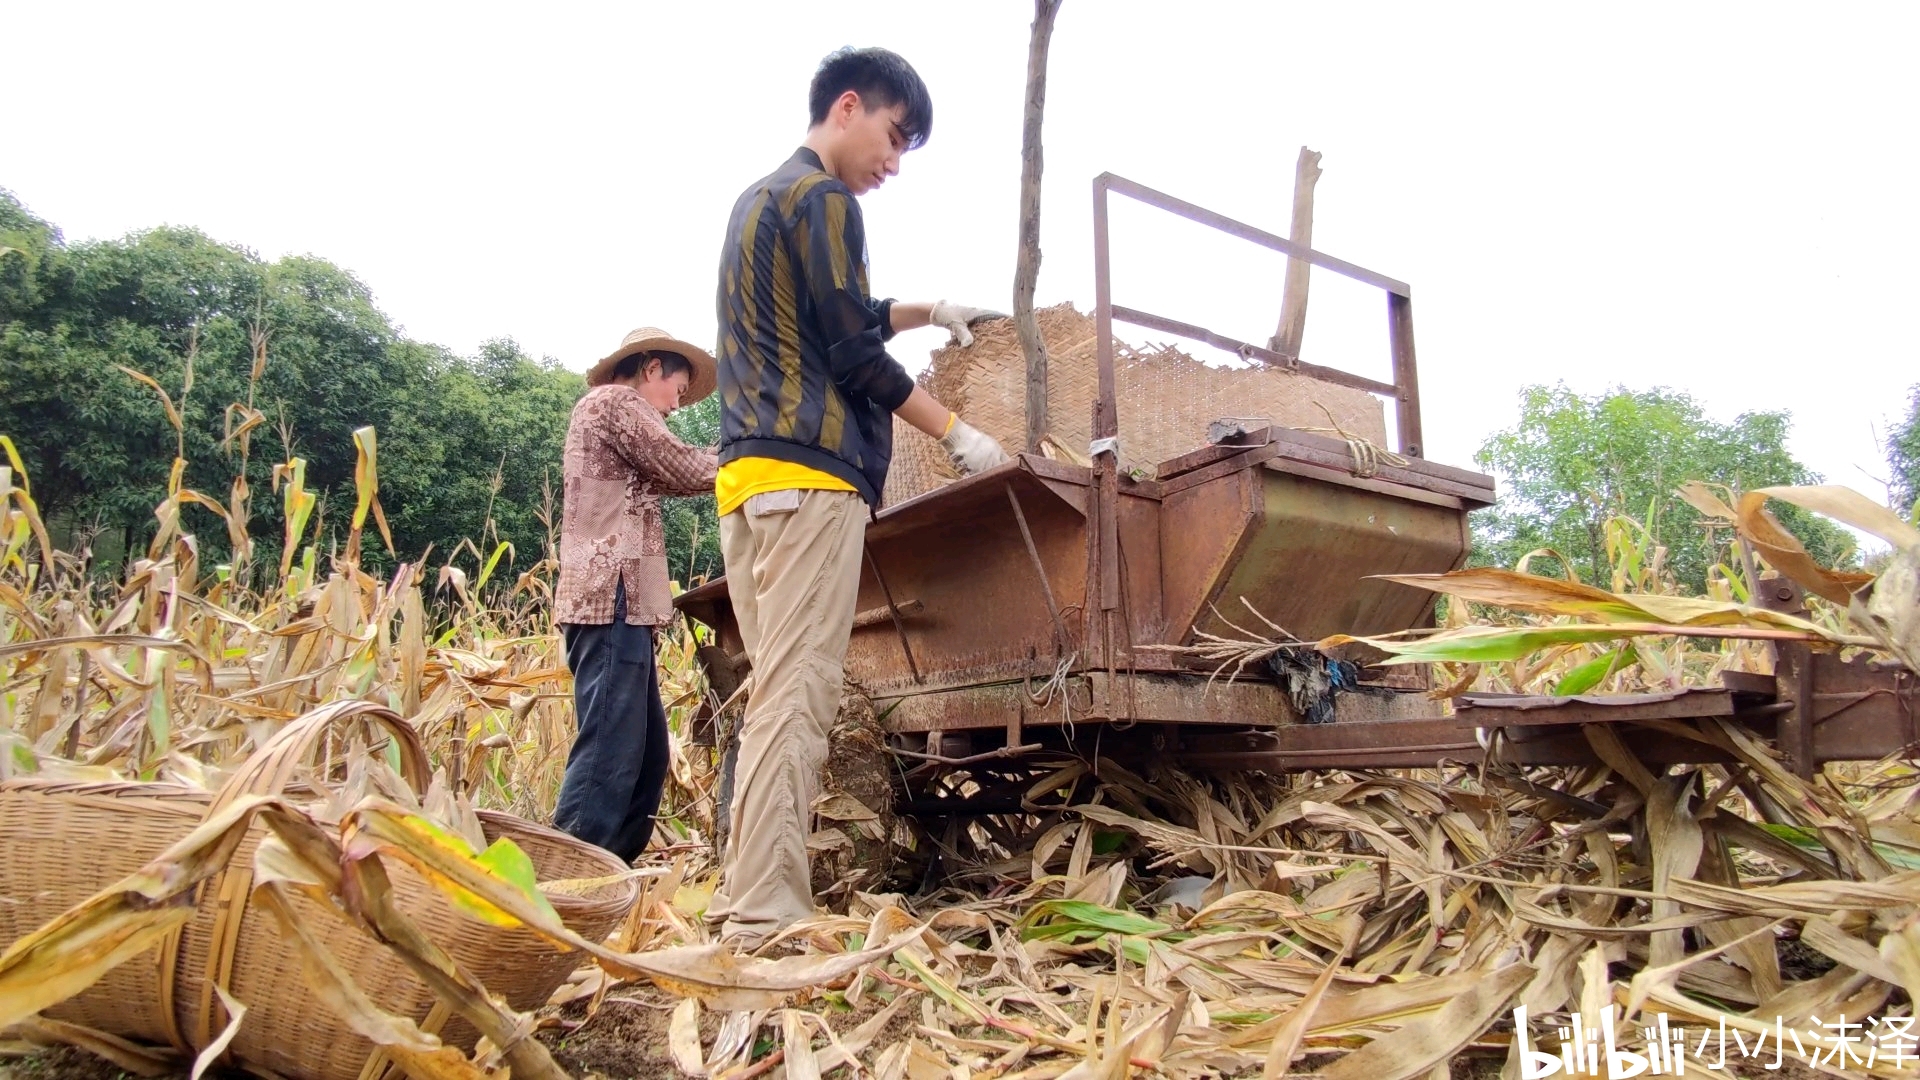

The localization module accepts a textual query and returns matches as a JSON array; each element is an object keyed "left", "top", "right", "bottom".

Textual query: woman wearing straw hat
[{"left": 551, "top": 326, "right": 718, "bottom": 863}]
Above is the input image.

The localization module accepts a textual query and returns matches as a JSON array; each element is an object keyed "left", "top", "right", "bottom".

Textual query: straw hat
[{"left": 586, "top": 326, "right": 717, "bottom": 406}]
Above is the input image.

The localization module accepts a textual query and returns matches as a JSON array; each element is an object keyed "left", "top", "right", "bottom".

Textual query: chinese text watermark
[{"left": 1514, "top": 1004, "right": 1918, "bottom": 1076}]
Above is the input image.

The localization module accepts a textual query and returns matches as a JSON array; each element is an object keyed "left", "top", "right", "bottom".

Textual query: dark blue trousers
[{"left": 553, "top": 584, "right": 671, "bottom": 864}]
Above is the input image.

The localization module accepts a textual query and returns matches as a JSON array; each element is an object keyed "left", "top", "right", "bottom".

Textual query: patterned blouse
[{"left": 554, "top": 384, "right": 717, "bottom": 626}]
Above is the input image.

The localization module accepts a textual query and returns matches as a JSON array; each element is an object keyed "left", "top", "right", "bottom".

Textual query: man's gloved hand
[
  {"left": 929, "top": 300, "right": 1008, "bottom": 348},
  {"left": 940, "top": 416, "right": 1010, "bottom": 475}
]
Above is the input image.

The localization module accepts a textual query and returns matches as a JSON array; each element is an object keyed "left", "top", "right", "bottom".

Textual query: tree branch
[{"left": 1015, "top": 0, "right": 1065, "bottom": 453}]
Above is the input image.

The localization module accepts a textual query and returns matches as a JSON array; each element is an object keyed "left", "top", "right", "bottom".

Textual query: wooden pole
[
  {"left": 1388, "top": 292, "right": 1424, "bottom": 459},
  {"left": 1268, "top": 146, "right": 1322, "bottom": 359},
  {"left": 1015, "top": 0, "right": 1064, "bottom": 453}
]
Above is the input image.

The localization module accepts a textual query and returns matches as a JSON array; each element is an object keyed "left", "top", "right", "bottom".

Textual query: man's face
[
  {"left": 830, "top": 94, "right": 909, "bottom": 196},
  {"left": 638, "top": 357, "right": 690, "bottom": 415}
]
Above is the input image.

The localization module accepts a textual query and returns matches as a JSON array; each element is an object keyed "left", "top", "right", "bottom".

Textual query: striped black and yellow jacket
[{"left": 715, "top": 147, "right": 916, "bottom": 507}]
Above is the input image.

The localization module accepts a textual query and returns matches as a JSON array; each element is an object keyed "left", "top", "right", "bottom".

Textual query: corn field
[{"left": 2, "top": 364, "right": 1920, "bottom": 1079}]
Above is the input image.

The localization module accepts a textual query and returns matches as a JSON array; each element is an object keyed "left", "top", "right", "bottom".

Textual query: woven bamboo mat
[{"left": 883, "top": 303, "right": 1387, "bottom": 506}]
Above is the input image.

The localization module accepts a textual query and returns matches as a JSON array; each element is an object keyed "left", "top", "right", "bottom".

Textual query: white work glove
[
  {"left": 940, "top": 416, "right": 1010, "bottom": 475},
  {"left": 928, "top": 299, "right": 1008, "bottom": 348}
]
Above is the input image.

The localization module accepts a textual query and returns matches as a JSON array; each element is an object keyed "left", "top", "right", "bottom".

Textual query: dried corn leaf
[{"left": 1319, "top": 962, "right": 1533, "bottom": 1080}]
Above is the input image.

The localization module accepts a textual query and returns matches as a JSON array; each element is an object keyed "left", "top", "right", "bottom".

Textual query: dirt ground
[
  {"left": 539, "top": 990, "right": 922, "bottom": 1079},
  {"left": 540, "top": 995, "right": 695, "bottom": 1079},
  {"left": 0, "top": 1048, "right": 135, "bottom": 1080}
]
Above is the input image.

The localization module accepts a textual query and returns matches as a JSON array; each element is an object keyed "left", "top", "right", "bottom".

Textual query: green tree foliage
[
  {"left": 1472, "top": 384, "right": 1856, "bottom": 591},
  {"left": 0, "top": 188, "right": 712, "bottom": 589},
  {"left": 377, "top": 337, "right": 583, "bottom": 571},
  {"left": 1890, "top": 385, "right": 1920, "bottom": 518},
  {"left": 662, "top": 393, "right": 722, "bottom": 585}
]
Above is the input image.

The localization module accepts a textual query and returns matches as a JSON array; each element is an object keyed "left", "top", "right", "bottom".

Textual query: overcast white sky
[{"left": 9, "top": 2, "right": 1917, "bottom": 502}]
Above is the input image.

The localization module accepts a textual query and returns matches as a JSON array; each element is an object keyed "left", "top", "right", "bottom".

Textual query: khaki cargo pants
[{"left": 708, "top": 488, "right": 866, "bottom": 944}]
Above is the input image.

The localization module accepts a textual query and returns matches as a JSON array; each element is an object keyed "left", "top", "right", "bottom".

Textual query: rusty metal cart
[{"left": 675, "top": 173, "right": 1919, "bottom": 826}]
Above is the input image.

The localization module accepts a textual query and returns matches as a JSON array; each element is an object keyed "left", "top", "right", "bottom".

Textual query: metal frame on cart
[
  {"left": 1079, "top": 174, "right": 1919, "bottom": 781},
  {"left": 1080, "top": 173, "right": 1430, "bottom": 675}
]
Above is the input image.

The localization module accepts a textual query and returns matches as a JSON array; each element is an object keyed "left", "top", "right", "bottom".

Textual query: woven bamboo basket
[
  {"left": 0, "top": 700, "right": 638, "bottom": 1080},
  {"left": 884, "top": 302, "right": 1389, "bottom": 506}
]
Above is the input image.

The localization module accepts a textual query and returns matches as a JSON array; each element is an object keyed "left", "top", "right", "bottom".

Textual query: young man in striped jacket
[{"left": 708, "top": 46, "right": 1008, "bottom": 948}]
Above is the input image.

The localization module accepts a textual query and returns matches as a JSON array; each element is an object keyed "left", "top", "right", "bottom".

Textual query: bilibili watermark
[{"left": 1513, "top": 1004, "right": 1918, "bottom": 1076}]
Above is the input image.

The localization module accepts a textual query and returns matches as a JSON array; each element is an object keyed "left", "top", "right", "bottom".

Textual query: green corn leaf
[
  {"left": 474, "top": 837, "right": 557, "bottom": 921},
  {"left": 1326, "top": 624, "right": 1652, "bottom": 666},
  {"left": 476, "top": 541, "right": 515, "bottom": 592},
  {"left": 397, "top": 814, "right": 561, "bottom": 927},
  {"left": 1017, "top": 899, "right": 1170, "bottom": 941},
  {"left": 1552, "top": 645, "right": 1634, "bottom": 696},
  {"left": 1758, "top": 823, "right": 1920, "bottom": 871}
]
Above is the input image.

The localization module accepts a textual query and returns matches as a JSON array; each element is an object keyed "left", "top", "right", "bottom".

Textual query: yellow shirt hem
[{"left": 715, "top": 458, "right": 856, "bottom": 516}]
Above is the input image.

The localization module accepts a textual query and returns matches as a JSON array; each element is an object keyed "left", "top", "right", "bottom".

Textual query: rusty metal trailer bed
[{"left": 673, "top": 173, "right": 1919, "bottom": 813}]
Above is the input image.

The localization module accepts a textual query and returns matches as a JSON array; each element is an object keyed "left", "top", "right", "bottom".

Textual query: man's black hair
[
  {"left": 808, "top": 47, "right": 933, "bottom": 151},
  {"left": 612, "top": 350, "right": 691, "bottom": 383}
]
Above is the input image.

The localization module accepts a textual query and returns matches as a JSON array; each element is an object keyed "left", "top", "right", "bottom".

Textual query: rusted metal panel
[
  {"left": 1157, "top": 441, "right": 1258, "bottom": 482},
  {"left": 1452, "top": 689, "right": 1737, "bottom": 727},
  {"left": 1807, "top": 651, "right": 1920, "bottom": 763},
  {"left": 673, "top": 579, "right": 731, "bottom": 642},
  {"left": 1808, "top": 651, "right": 1920, "bottom": 722},
  {"left": 839, "top": 463, "right": 1170, "bottom": 697},
  {"left": 1114, "top": 486, "right": 1166, "bottom": 640},
  {"left": 1754, "top": 575, "right": 1817, "bottom": 777},
  {"left": 877, "top": 673, "right": 1442, "bottom": 736},
  {"left": 1082, "top": 672, "right": 1297, "bottom": 725},
  {"left": 862, "top": 544, "right": 923, "bottom": 683},
  {"left": 879, "top": 674, "right": 1293, "bottom": 734},
  {"left": 678, "top": 461, "right": 1184, "bottom": 703},
  {"left": 1180, "top": 721, "right": 1484, "bottom": 772},
  {"left": 1037, "top": 478, "right": 1090, "bottom": 515},
  {"left": 1178, "top": 657, "right": 1914, "bottom": 772},
  {"left": 1263, "top": 458, "right": 1471, "bottom": 512},
  {"left": 1220, "top": 426, "right": 1495, "bottom": 499},
  {"left": 1487, "top": 728, "right": 1740, "bottom": 768},
  {"left": 849, "top": 468, "right": 1090, "bottom": 696},
  {"left": 1180, "top": 716, "right": 1742, "bottom": 772},
  {"left": 1005, "top": 484, "right": 1070, "bottom": 653},
  {"left": 1776, "top": 644, "right": 1817, "bottom": 778},
  {"left": 684, "top": 452, "right": 1474, "bottom": 701},
  {"left": 1158, "top": 437, "right": 1493, "bottom": 508},
  {"left": 1159, "top": 465, "right": 1262, "bottom": 651},
  {"left": 1193, "top": 467, "right": 1467, "bottom": 643},
  {"left": 1721, "top": 671, "right": 1777, "bottom": 696},
  {"left": 1260, "top": 431, "right": 1491, "bottom": 504},
  {"left": 881, "top": 674, "right": 1248, "bottom": 733},
  {"left": 881, "top": 682, "right": 1037, "bottom": 734}
]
